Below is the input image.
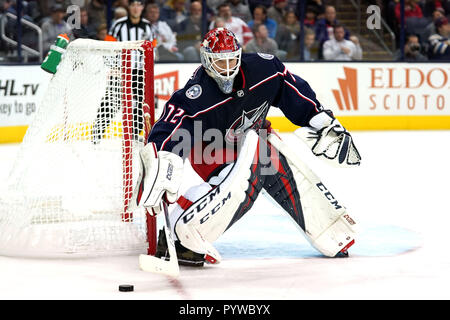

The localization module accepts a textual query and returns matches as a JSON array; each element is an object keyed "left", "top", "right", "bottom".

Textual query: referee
[
  {"left": 92, "top": 0, "right": 154, "bottom": 144},
  {"left": 109, "top": 0, "right": 153, "bottom": 42}
]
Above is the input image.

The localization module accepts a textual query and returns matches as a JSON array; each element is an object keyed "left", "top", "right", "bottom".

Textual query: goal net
[{"left": 0, "top": 39, "right": 156, "bottom": 258}]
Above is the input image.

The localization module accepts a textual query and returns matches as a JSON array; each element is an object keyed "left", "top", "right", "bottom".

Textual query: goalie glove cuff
[{"left": 309, "top": 109, "right": 336, "bottom": 130}]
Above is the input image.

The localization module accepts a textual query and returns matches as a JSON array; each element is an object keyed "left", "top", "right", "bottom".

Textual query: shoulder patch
[
  {"left": 257, "top": 53, "right": 274, "bottom": 60},
  {"left": 185, "top": 84, "right": 202, "bottom": 99}
]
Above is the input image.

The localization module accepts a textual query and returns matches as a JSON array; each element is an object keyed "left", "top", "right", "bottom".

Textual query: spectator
[
  {"left": 0, "top": 0, "right": 7, "bottom": 14},
  {"left": 2, "top": 0, "right": 36, "bottom": 51},
  {"left": 88, "top": 0, "right": 107, "bottom": 30},
  {"left": 209, "top": 3, "right": 253, "bottom": 46},
  {"left": 306, "top": 0, "right": 325, "bottom": 17},
  {"left": 160, "top": 0, "right": 188, "bottom": 29},
  {"left": 322, "top": 24, "right": 362, "bottom": 61},
  {"left": 33, "top": 1, "right": 69, "bottom": 24},
  {"left": 4, "top": 0, "right": 34, "bottom": 22},
  {"left": 42, "top": 0, "right": 72, "bottom": 13},
  {"left": 0, "top": 0, "right": 7, "bottom": 13},
  {"left": 422, "top": 0, "right": 450, "bottom": 18},
  {"left": 211, "top": 16, "right": 226, "bottom": 28},
  {"left": 207, "top": 0, "right": 225, "bottom": 15},
  {"left": 112, "top": 6, "right": 128, "bottom": 25},
  {"left": 424, "top": 8, "right": 446, "bottom": 43},
  {"left": 395, "top": 33, "right": 428, "bottom": 61},
  {"left": 245, "top": 23, "right": 282, "bottom": 58},
  {"left": 247, "top": 0, "right": 272, "bottom": 15},
  {"left": 304, "top": 27, "right": 319, "bottom": 61},
  {"left": 24, "top": 1, "right": 41, "bottom": 22},
  {"left": 228, "top": 0, "right": 252, "bottom": 22},
  {"left": 267, "top": 0, "right": 288, "bottom": 25},
  {"left": 145, "top": 3, "right": 183, "bottom": 61},
  {"left": 395, "top": 0, "right": 423, "bottom": 23},
  {"left": 315, "top": 5, "right": 349, "bottom": 44},
  {"left": 304, "top": 5, "right": 318, "bottom": 28},
  {"left": 35, "top": 0, "right": 51, "bottom": 19},
  {"left": 247, "top": 5, "right": 277, "bottom": 38},
  {"left": 175, "top": 0, "right": 203, "bottom": 61},
  {"left": 96, "top": 23, "right": 108, "bottom": 40},
  {"left": 72, "top": 7, "right": 97, "bottom": 39},
  {"left": 41, "top": 4, "right": 73, "bottom": 54},
  {"left": 96, "top": 23, "right": 117, "bottom": 40},
  {"left": 428, "top": 16, "right": 450, "bottom": 60},
  {"left": 275, "top": 9, "right": 300, "bottom": 59},
  {"left": 314, "top": 5, "right": 349, "bottom": 59}
]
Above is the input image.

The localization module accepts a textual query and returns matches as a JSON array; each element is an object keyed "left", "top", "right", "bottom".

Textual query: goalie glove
[
  {"left": 128, "top": 143, "right": 184, "bottom": 215},
  {"left": 297, "top": 110, "right": 361, "bottom": 167}
]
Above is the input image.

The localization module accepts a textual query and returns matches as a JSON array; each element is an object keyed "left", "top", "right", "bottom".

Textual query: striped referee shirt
[{"left": 109, "top": 16, "right": 154, "bottom": 41}]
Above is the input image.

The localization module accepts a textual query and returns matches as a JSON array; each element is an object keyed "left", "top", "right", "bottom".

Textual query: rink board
[{"left": 1, "top": 62, "right": 449, "bottom": 142}]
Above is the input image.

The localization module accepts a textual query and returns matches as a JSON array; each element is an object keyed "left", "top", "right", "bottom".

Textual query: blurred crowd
[
  {"left": 385, "top": 0, "right": 450, "bottom": 61},
  {"left": 0, "top": 0, "right": 449, "bottom": 62}
]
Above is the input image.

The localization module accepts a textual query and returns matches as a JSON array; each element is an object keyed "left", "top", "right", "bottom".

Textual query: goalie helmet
[{"left": 200, "top": 28, "right": 242, "bottom": 94}]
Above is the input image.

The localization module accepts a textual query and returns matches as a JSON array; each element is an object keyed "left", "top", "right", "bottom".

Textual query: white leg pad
[
  {"left": 172, "top": 130, "right": 260, "bottom": 261},
  {"left": 268, "top": 133, "right": 357, "bottom": 257}
]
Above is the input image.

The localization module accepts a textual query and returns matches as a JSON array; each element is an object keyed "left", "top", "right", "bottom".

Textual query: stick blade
[{"left": 139, "top": 254, "right": 180, "bottom": 277}]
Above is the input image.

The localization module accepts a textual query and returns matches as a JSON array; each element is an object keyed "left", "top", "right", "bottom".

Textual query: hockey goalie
[{"left": 131, "top": 28, "right": 361, "bottom": 268}]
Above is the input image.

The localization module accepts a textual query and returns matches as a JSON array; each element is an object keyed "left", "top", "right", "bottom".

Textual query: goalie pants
[
  {"left": 175, "top": 133, "right": 305, "bottom": 240},
  {"left": 227, "top": 137, "right": 305, "bottom": 232}
]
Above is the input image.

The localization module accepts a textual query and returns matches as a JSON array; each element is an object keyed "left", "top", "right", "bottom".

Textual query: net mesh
[{"left": 0, "top": 39, "right": 153, "bottom": 257}]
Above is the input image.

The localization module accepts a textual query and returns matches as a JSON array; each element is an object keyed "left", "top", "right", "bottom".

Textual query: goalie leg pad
[
  {"left": 171, "top": 130, "right": 263, "bottom": 262},
  {"left": 267, "top": 133, "right": 357, "bottom": 257},
  {"left": 263, "top": 145, "right": 306, "bottom": 230}
]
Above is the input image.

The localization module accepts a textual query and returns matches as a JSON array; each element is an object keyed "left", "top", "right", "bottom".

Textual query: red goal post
[{"left": 121, "top": 41, "right": 157, "bottom": 255}]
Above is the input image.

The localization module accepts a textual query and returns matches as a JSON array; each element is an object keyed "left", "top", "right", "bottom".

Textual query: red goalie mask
[{"left": 200, "top": 28, "right": 242, "bottom": 94}]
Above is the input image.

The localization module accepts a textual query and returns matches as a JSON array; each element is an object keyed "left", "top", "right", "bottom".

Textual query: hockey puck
[{"left": 119, "top": 284, "right": 134, "bottom": 292}]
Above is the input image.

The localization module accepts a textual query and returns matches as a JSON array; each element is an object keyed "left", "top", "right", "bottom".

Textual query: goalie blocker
[{"left": 149, "top": 128, "right": 356, "bottom": 266}]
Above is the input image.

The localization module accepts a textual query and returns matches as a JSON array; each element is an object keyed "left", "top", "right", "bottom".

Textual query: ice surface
[{"left": 0, "top": 131, "right": 449, "bottom": 299}]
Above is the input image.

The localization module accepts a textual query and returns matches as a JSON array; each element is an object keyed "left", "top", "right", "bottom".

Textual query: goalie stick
[{"left": 139, "top": 200, "right": 180, "bottom": 277}]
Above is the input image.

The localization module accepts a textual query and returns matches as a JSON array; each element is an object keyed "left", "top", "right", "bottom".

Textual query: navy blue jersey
[{"left": 149, "top": 53, "right": 323, "bottom": 156}]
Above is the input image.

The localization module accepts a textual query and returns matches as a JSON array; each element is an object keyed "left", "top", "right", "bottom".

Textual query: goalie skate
[{"left": 155, "top": 228, "right": 207, "bottom": 267}]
